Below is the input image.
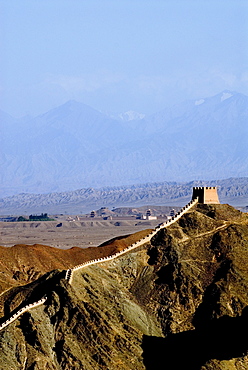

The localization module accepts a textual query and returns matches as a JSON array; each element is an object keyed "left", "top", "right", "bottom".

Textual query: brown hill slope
[
  {"left": 0, "top": 204, "right": 248, "bottom": 369},
  {"left": 0, "top": 228, "right": 152, "bottom": 293}
]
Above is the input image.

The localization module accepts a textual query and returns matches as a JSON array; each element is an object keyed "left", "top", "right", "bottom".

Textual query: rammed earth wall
[{"left": 0, "top": 197, "right": 199, "bottom": 331}]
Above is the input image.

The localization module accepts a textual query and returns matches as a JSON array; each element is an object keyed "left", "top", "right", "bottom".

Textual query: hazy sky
[{"left": 0, "top": 0, "right": 247, "bottom": 117}]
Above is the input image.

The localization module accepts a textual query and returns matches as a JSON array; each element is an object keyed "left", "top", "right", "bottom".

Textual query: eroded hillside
[
  {"left": 0, "top": 228, "right": 151, "bottom": 293},
  {"left": 0, "top": 204, "right": 248, "bottom": 370}
]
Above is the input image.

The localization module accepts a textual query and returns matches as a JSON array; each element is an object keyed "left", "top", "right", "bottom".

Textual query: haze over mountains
[
  {"left": 1, "top": 177, "right": 248, "bottom": 216},
  {"left": 1, "top": 90, "right": 248, "bottom": 197}
]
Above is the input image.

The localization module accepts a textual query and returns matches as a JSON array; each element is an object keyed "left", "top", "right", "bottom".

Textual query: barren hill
[
  {"left": 0, "top": 204, "right": 248, "bottom": 369},
  {"left": 0, "top": 228, "right": 151, "bottom": 294}
]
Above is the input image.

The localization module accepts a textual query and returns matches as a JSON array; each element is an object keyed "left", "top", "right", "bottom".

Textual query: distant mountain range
[
  {"left": 1, "top": 90, "right": 248, "bottom": 197},
  {"left": 0, "top": 177, "right": 247, "bottom": 215}
]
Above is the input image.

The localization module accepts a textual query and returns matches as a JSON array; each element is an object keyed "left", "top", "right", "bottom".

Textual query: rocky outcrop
[
  {"left": 0, "top": 204, "right": 247, "bottom": 369},
  {"left": 142, "top": 204, "right": 248, "bottom": 369}
]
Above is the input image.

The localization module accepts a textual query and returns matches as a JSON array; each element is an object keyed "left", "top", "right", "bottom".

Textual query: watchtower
[{"left": 192, "top": 187, "right": 220, "bottom": 204}]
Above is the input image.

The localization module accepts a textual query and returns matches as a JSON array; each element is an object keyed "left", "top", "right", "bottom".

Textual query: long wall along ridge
[{"left": 0, "top": 187, "right": 220, "bottom": 331}]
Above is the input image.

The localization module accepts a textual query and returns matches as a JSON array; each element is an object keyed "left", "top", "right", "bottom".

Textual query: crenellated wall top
[{"left": 0, "top": 196, "right": 200, "bottom": 332}]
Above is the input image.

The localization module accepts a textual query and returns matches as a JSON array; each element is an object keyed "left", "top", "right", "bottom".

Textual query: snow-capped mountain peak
[
  {"left": 1, "top": 91, "right": 247, "bottom": 197},
  {"left": 118, "top": 111, "right": 145, "bottom": 121}
]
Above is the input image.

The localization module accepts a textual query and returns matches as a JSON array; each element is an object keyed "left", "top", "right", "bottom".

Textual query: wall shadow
[{"left": 142, "top": 307, "right": 248, "bottom": 370}]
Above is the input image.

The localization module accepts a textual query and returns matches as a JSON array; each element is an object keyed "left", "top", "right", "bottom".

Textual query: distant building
[
  {"left": 145, "top": 209, "right": 157, "bottom": 221},
  {"left": 136, "top": 209, "right": 157, "bottom": 220},
  {"left": 90, "top": 210, "right": 96, "bottom": 218},
  {"left": 167, "top": 209, "right": 176, "bottom": 220},
  {"left": 146, "top": 215, "right": 157, "bottom": 220},
  {"left": 192, "top": 187, "right": 220, "bottom": 204}
]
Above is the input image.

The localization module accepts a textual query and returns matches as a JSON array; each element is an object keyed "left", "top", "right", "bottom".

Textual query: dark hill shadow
[{"left": 142, "top": 307, "right": 248, "bottom": 370}]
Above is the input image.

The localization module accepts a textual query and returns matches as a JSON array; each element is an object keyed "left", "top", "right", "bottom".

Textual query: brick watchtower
[{"left": 192, "top": 187, "right": 220, "bottom": 204}]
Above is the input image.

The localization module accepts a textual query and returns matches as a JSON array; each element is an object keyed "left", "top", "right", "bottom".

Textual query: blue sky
[{"left": 0, "top": 0, "right": 247, "bottom": 117}]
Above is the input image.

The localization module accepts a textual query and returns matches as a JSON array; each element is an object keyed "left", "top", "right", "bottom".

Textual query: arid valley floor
[{"left": 0, "top": 217, "right": 162, "bottom": 249}]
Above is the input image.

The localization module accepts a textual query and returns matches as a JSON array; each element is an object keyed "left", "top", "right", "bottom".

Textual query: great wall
[{"left": 0, "top": 196, "right": 200, "bottom": 332}]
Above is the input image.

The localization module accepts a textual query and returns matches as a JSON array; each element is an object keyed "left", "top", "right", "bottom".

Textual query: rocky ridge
[
  {"left": 0, "top": 177, "right": 248, "bottom": 214},
  {"left": 0, "top": 203, "right": 247, "bottom": 369},
  {"left": 0, "top": 228, "right": 152, "bottom": 294}
]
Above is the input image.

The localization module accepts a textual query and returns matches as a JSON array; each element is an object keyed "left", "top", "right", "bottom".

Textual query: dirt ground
[{"left": 0, "top": 217, "right": 164, "bottom": 249}]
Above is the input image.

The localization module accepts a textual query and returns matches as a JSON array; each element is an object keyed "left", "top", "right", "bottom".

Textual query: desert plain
[{"left": 0, "top": 216, "right": 163, "bottom": 249}]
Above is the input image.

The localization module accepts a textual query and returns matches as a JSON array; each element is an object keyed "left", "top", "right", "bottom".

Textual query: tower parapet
[{"left": 192, "top": 186, "right": 220, "bottom": 204}]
